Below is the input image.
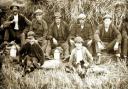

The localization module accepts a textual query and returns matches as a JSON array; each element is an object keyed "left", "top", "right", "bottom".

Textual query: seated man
[
  {"left": 31, "top": 9, "right": 50, "bottom": 57},
  {"left": 69, "top": 13, "right": 94, "bottom": 55},
  {"left": 3, "top": 3, "right": 31, "bottom": 46},
  {"left": 48, "top": 12, "right": 69, "bottom": 59},
  {"left": 19, "top": 31, "right": 45, "bottom": 75},
  {"left": 94, "top": 14, "right": 122, "bottom": 62}
]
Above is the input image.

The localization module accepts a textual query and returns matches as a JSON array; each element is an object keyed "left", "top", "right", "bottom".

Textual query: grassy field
[{"left": 2, "top": 54, "right": 128, "bottom": 89}]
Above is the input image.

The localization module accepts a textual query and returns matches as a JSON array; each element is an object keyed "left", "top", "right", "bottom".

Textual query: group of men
[{"left": 0, "top": 3, "right": 128, "bottom": 71}]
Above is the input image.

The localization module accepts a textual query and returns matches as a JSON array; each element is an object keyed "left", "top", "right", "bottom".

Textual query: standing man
[
  {"left": 94, "top": 14, "right": 122, "bottom": 61},
  {"left": 3, "top": 3, "right": 31, "bottom": 46},
  {"left": 69, "top": 13, "right": 94, "bottom": 54},
  {"left": 48, "top": 12, "right": 69, "bottom": 59}
]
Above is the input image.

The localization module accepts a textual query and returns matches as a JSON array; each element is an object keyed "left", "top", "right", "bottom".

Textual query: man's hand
[
  {"left": 87, "top": 40, "right": 92, "bottom": 47},
  {"left": 114, "top": 42, "right": 119, "bottom": 51},
  {"left": 3, "top": 21, "right": 13, "bottom": 28},
  {"left": 53, "top": 38, "right": 58, "bottom": 45},
  {"left": 97, "top": 42, "right": 104, "bottom": 50}
]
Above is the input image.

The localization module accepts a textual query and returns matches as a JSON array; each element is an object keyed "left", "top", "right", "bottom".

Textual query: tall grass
[{"left": 2, "top": 55, "right": 128, "bottom": 89}]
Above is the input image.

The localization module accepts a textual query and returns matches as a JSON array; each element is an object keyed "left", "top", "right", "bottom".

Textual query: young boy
[
  {"left": 19, "top": 31, "right": 45, "bottom": 75},
  {"left": 69, "top": 36, "right": 93, "bottom": 75}
]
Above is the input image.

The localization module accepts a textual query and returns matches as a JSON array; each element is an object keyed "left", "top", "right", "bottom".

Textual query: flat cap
[
  {"left": 34, "top": 9, "right": 43, "bottom": 14},
  {"left": 54, "top": 12, "right": 61, "bottom": 18},
  {"left": 77, "top": 13, "right": 86, "bottom": 19},
  {"left": 74, "top": 36, "right": 84, "bottom": 43}
]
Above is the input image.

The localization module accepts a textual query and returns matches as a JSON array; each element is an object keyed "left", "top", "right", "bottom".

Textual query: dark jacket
[
  {"left": 8, "top": 14, "right": 31, "bottom": 32},
  {"left": 94, "top": 23, "right": 122, "bottom": 43},
  {"left": 48, "top": 21, "right": 69, "bottom": 43},
  {"left": 120, "top": 20, "right": 128, "bottom": 38},
  {"left": 31, "top": 18, "right": 48, "bottom": 38},
  {"left": 4, "top": 14, "right": 31, "bottom": 41},
  {"left": 69, "top": 21, "right": 94, "bottom": 41},
  {"left": 19, "top": 42, "right": 45, "bottom": 65}
]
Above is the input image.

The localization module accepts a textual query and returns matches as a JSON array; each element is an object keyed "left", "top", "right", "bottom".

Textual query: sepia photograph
[{"left": 0, "top": 0, "right": 128, "bottom": 89}]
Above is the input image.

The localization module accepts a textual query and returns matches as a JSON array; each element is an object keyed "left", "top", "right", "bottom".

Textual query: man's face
[
  {"left": 12, "top": 6, "right": 19, "bottom": 15},
  {"left": 79, "top": 18, "right": 85, "bottom": 25},
  {"left": 36, "top": 13, "right": 43, "bottom": 21},
  {"left": 55, "top": 17, "right": 61, "bottom": 25},
  {"left": 104, "top": 18, "right": 112, "bottom": 28}
]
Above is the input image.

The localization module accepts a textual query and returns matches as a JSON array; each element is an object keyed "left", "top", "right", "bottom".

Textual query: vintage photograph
[{"left": 0, "top": 0, "right": 128, "bottom": 89}]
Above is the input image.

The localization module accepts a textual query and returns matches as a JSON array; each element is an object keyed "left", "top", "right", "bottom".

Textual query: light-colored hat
[
  {"left": 10, "top": 3, "right": 20, "bottom": 10},
  {"left": 77, "top": 13, "right": 86, "bottom": 19},
  {"left": 74, "top": 36, "right": 84, "bottom": 43},
  {"left": 54, "top": 12, "right": 61, "bottom": 18},
  {"left": 115, "top": 1, "right": 125, "bottom": 7},
  {"left": 34, "top": 9, "right": 43, "bottom": 14},
  {"left": 27, "top": 31, "right": 35, "bottom": 38},
  {"left": 103, "top": 14, "right": 112, "bottom": 20}
]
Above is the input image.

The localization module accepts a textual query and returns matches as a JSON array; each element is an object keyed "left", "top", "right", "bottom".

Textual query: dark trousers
[
  {"left": 96, "top": 39, "right": 121, "bottom": 54},
  {"left": 122, "top": 38, "right": 128, "bottom": 57},
  {"left": 4, "top": 29, "right": 25, "bottom": 46}
]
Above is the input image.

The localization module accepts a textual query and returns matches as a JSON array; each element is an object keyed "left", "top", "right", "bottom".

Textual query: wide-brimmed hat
[
  {"left": 74, "top": 36, "right": 84, "bottom": 43},
  {"left": 77, "top": 13, "right": 86, "bottom": 19},
  {"left": 54, "top": 12, "right": 62, "bottom": 18},
  {"left": 34, "top": 9, "right": 43, "bottom": 14},
  {"left": 10, "top": 3, "right": 20, "bottom": 10},
  {"left": 103, "top": 14, "right": 112, "bottom": 20}
]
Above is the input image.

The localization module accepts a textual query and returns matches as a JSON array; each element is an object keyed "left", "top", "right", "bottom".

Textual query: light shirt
[
  {"left": 81, "top": 25, "right": 84, "bottom": 29},
  {"left": 76, "top": 48, "right": 83, "bottom": 64},
  {"left": 14, "top": 14, "right": 19, "bottom": 30},
  {"left": 57, "top": 24, "right": 60, "bottom": 29},
  {"left": 105, "top": 27, "right": 109, "bottom": 32}
]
